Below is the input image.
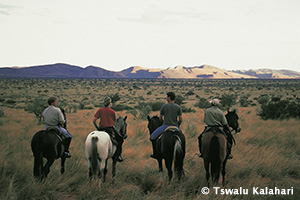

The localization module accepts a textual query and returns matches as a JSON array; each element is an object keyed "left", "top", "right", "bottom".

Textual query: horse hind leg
[
  {"left": 101, "top": 159, "right": 108, "bottom": 183},
  {"left": 204, "top": 161, "right": 210, "bottom": 187},
  {"left": 43, "top": 159, "right": 55, "bottom": 178},
  {"left": 222, "top": 160, "right": 227, "bottom": 186},
  {"left": 33, "top": 153, "right": 43, "bottom": 180},
  {"left": 165, "top": 159, "right": 173, "bottom": 181}
]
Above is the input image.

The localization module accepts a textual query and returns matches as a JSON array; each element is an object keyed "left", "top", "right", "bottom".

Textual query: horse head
[
  {"left": 225, "top": 109, "right": 241, "bottom": 134},
  {"left": 147, "top": 115, "right": 163, "bottom": 135},
  {"left": 115, "top": 116, "right": 128, "bottom": 139}
]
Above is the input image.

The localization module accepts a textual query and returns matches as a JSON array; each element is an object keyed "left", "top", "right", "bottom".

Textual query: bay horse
[
  {"left": 201, "top": 110, "right": 240, "bottom": 187},
  {"left": 31, "top": 108, "right": 67, "bottom": 180},
  {"left": 147, "top": 115, "right": 186, "bottom": 181},
  {"left": 85, "top": 116, "right": 127, "bottom": 182}
]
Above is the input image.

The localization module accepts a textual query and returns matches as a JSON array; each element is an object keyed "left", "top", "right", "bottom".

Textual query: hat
[
  {"left": 104, "top": 96, "right": 112, "bottom": 106},
  {"left": 210, "top": 99, "right": 220, "bottom": 106}
]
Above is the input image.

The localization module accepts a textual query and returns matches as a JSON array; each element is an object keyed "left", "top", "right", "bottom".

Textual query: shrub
[
  {"left": 239, "top": 95, "right": 250, "bottom": 107},
  {"left": 111, "top": 104, "right": 132, "bottom": 111},
  {"left": 195, "top": 98, "right": 210, "bottom": 109},
  {"left": 257, "top": 94, "right": 269, "bottom": 105},
  {"left": 220, "top": 93, "right": 237, "bottom": 109},
  {"left": 258, "top": 99, "right": 300, "bottom": 120}
]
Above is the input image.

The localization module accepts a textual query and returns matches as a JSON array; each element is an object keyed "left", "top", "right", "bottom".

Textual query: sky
[{"left": 0, "top": 0, "right": 300, "bottom": 72}]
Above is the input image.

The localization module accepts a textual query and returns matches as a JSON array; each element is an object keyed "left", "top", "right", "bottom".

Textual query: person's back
[
  {"left": 204, "top": 106, "right": 227, "bottom": 128},
  {"left": 161, "top": 103, "right": 182, "bottom": 126},
  {"left": 42, "top": 105, "right": 65, "bottom": 126},
  {"left": 94, "top": 107, "right": 116, "bottom": 129}
]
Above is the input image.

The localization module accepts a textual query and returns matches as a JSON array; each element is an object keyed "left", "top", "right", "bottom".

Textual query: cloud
[{"left": 0, "top": 3, "right": 20, "bottom": 15}]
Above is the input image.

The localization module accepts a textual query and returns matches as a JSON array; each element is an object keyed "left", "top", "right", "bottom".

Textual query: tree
[{"left": 24, "top": 97, "right": 47, "bottom": 123}]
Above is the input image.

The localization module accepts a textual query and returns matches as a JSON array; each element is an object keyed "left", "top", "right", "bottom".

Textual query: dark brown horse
[
  {"left": 31, "top": 108, "right": 67, "bottom": 180},
  {"left": 147, "top": 115, "right": 186, "bottom": 181},
  {"left": 201, "top": 110, "right": 240, "bottom": 187}
]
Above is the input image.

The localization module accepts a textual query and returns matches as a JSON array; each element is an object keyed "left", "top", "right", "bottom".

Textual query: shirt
[
  {"left": 204, "top": 106, "right": 228, "bottom": 127},
  {"left": 160, "top": 103, "right": 182, "bottom": 126},
  {"left": 42, "top": 105, "right": 65, "bottom": 126},
  {"left": 94, "top": 107, "right": 116, "bottom": 128}
]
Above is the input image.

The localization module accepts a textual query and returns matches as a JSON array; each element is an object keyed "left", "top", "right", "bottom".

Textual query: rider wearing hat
[{"left": 198, "top": 99, "right": 234, "bottom": 159}]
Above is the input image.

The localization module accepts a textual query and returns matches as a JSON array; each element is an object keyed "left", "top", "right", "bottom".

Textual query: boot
[
  {"left": 64, "top": 137, "right": 72, "bottom": 158},
  {"left": 150, "top": 139, "right": 158, "bottom": 159},
  {"left": 114, "top": 143, "right": 123, "bottom": 162}
]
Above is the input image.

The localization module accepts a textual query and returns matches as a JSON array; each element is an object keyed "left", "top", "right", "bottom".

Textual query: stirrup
[
  {"left": 116, "top": 155, "right": 123, "bottom": 162},
  {"left": 64, "top": 152, "right": 71, "bottom": 158},
  {"left": 227, "top": 154, "right": 233, "bottom": 159}
]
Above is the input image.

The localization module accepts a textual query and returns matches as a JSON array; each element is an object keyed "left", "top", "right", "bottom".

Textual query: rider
[
  {"left": 150, "top": 92, "right": 183, "bottom": 159},
  {"left": 42, "top": 96, "right": 72, "bottom": 158},
  {"left": 198, "top": 99, "right": 234, "bottom": 159},
  {"left": 93, "top": 96, "right": 123, "bottom": 162}
]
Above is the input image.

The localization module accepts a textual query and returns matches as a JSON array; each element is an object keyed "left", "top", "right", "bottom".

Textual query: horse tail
[
  {"left": 210, "top": 136, "right": 221, "bottom": 183},
  {"left": 91, "top": 136, "right": 99, "bottom": 176},
  {"left": 173, "top": 135, "right": 184, "bottom": 179}
]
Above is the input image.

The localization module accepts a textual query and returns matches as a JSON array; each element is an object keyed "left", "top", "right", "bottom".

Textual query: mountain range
[{"left": 0, "top": 63, "right": 299, "bottom": 79}]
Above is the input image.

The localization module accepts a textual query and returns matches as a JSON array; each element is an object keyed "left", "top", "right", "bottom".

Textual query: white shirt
[{"left": 42, "top": 105, "right": 65, "bottom": 126}]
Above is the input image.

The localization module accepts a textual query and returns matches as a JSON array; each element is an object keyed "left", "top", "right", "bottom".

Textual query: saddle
[
  {"left": 164, "top": 126, "right": 180, "bottom": 133},
  {"left": 98, "top": 127, "right": 118, "bottom": 145},
  {"left": 46, "top": 127, "right": 65, "bottom": 141}
]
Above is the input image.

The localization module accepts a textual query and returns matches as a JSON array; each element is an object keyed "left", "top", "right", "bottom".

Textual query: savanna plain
[{"left": 0, "top": 79, "right": 299, "bottom": 200}]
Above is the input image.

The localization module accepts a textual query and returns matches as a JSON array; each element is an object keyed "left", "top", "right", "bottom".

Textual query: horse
[
  {"left": 31, "top": 108, "right": 68, "bottom": 180},
  {"left": 225, "top": 109, "right": 241, "bottom": 135},
  {"left": 85, "top": 116, "right": 127, "bottom": 182},
  {"left": 147, "top": 115, "right": 186, "bottom": 181},
  {"left": 201, "top": 110, "right": 240, "bottom": 187}
]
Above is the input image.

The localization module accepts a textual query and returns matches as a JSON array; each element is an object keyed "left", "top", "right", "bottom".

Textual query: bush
[
  {"left": 258, "top": 99, "right": 300, "bottom": 120},
  {"left": 195, "top": 98, "right": 210, "bottom": 109},
  {"left": 239, "top": 95, "right": 251, "bottom": 107},
  {"left": 220, "top": 93, "right": 237, "bottom": 109},
  {"left": 111, "top": 104, "right": 132, "bottom": 111},
  {"left": 257, "top": 94, "right": 269, "bottom": 105}
]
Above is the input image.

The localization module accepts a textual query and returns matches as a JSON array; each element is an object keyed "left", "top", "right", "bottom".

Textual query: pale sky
[{"left": 0, "top": 0, "right": 300, "bottom": 72}]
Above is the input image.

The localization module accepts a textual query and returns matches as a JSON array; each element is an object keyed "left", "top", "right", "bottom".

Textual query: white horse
[{"left": 85, "top": 116, "right": 127, "bottom": 182}]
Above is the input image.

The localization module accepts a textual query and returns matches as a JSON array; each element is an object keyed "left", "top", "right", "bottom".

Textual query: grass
[
  {"left": 0, "top": 79, "right": 299, "bottom": 199},
  {"left": 0, "top": 106, "right": 299, "bottom": 200}
]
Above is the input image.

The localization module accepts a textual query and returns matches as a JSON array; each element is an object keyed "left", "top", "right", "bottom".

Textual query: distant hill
[
  {"left": 0, "top": 63, "right": 299, "bottom": 79},
  {"left": 0, "top": 63, "right": 125, "bottom": 78},
  {"left": 231, "top": 69, "right": 300, "bottom": 79}
]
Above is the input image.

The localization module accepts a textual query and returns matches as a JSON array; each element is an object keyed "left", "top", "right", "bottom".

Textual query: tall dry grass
[{"left": 0, "top": 106, "right": 299, "bottom": 199}]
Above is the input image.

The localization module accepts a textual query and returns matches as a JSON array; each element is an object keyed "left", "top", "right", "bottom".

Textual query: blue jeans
[
  {"left": 150, "top": 125, "right": 180, "bottom": 140},
  {"left": 45, "top": 125, "right": 72, "bottom": 138}
]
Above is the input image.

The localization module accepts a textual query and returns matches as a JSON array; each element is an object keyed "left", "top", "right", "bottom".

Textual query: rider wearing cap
[{"left": 93, "top": 96, "right": 123, "bottom": 162}]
